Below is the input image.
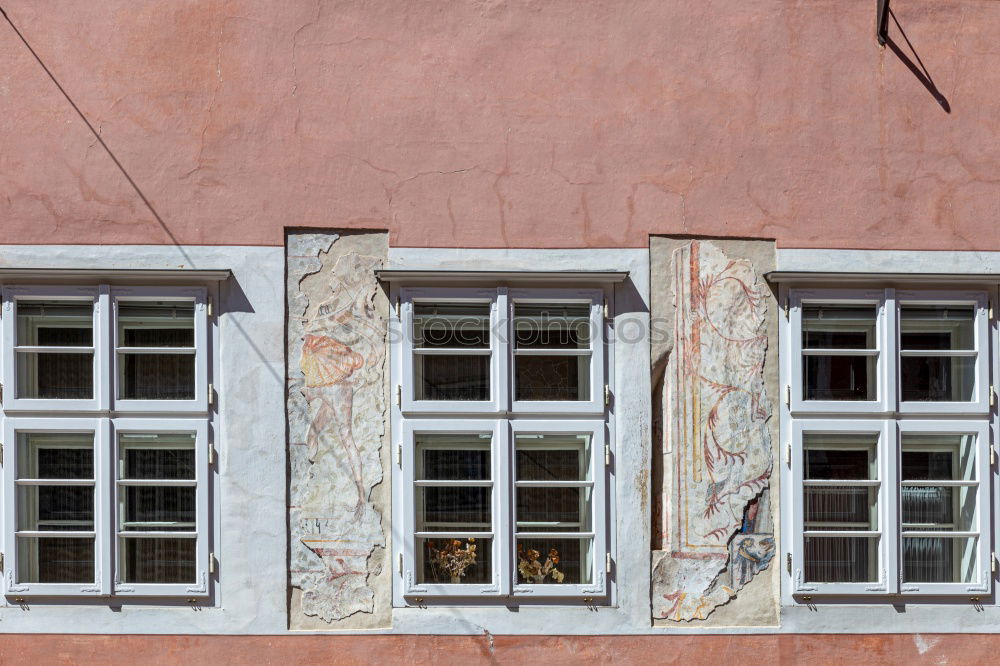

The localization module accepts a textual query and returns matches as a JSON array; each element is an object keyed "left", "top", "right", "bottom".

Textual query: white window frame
[
  {"left": 393, "top": 283, "right": 612, "bottom": 604},
  {"left": 509, "top": 288, "right": 606, "bottom": 415},
  {"left": 399, "top": 287, "right": 504, "bottom": 414},
  {"left": 2, "top": 286, "right": 109, "bottom": 413},
  {"left": 111, "top": 418, "right": 210, "bottom": 597},
  {"left": 788, "top": 288, "right": 891, "bottom": 414},
  {"left": 111, "top": 286, "right": 209, "bottom": 414},
  {"left": 3, "top": 418, "right": 111, "bottom": 596},
  {"left": 784, "top": 284, "right": 994, "bottom": 600},
  {"left": 896, "top": 290, "right": 990, "bottom": 416}
]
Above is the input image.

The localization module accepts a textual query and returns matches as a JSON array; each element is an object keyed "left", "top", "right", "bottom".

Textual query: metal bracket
[{"left": 876, "top": 0, "right": 890, "bottom": 46}]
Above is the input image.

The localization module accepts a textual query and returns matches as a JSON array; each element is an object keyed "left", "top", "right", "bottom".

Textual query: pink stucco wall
[{"left": 1, "top": 1, "right": 997, "bottom": 249}]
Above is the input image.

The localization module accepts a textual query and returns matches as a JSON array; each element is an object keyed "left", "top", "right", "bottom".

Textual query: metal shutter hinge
[
  {"left": 605, "top": 553, "right": 612, "bottom": 574},
  {"left": 398, "top": 553, "right": 403, "bottom": 576},
  {"left": 786, "top": 553, "right": 792, "bottom": 574},
  {"left": 785, "top": 442, "right": 791, "bottom": 467},
  {"left": 396, "top": 384, "right": 402, "bottom": 407},
  {"left": 604, "top": 443, "right": 611, "bottom": 467},
  {"left": 0, "top": 553, "right": 4, "bottom": 573},
  {"left": 603, "top": 298, "right": 609, "bottom": 320},
  {"left": 208, "top": 446, "right": 216, "bottom": 467},
  {"left": 783, "top": 297, "right": 789, "bottom": 320},
  {"left": 991, "top": 445, "right": 996, "bottom": 467},
  {"left": 395, "top": 297, "right": 400, "bottom": 319},
  {"left": 208, "top": 383, "right": 215, "bottom": 406},
  {"left": 396, "top": 443, "right": 402, "bottom": 467},
  {"left": 992, "top": 553, "right": 997, "bottom": 575},
  {"left": 991, "top": 387, "right": 996, "bottom": 408},
  {"left": 604, "top": 384, "right": 610, "bottom": 408},
  {"left": 209, "top": 553, "right": 217, "bottom": 575},
  {"left": 990, "top": 301, "right": 994, "bottom": 319},
  {"left": 207, "top": 298, "right": 213, "bottom": 317},
  {"left": 785, "top": 385, "right": 790, "bottom": 408}
]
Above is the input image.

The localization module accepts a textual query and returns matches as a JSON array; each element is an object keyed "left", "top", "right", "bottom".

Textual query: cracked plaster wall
[
  {"left": 1, "top": 1, "right": 999, "bottom": 251},
  {"left": 287, "top": 231, "right": 391, "bottom": 631},
  {"left": 650, "top": 237, "right": 779, "bottom": 627}
]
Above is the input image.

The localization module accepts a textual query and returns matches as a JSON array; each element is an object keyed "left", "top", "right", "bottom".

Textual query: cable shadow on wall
[{"left": 884, "top": 7, "right": 951, "bottom": 113}]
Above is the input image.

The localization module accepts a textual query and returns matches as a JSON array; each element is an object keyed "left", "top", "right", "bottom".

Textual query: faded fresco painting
[
  {"left": 651, "top": 240, "right": 774, "bottom": 621},
  {"left": 287, "top": 232, "right": 390, "bottom": 627}
]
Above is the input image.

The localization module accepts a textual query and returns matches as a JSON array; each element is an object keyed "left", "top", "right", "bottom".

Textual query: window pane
[
  {"left": 417, "top": 488, "right": 491, "bottom": 532},
  {"left": 121, "top": 537, "right": 196, "bottom": 583},
  {"left": 516, "top": 434, "right": 592, "bottom": 482},
  {"left": 903, "top": 536, "right": 977, "bottom": 584},
  {"left": 515, "top": 355, "right": 590, "bottom": 401},
  {"left": 902, "top": 434, "right": 975, "bottom": 482},
  {"left": 17, "top": 300, "right": 93, "bottom": 346},
  {"left": 17, "top": 433, "right": 93, "bottom": 479},
  {"left": 416, "top": 435, "right": 490, "bottom": 481},
  {"left": 900, "top": 305, "right": 975, "bottom": 350},
  {"left": 121, "top": 487, "right": 196, "bottom": 532},
  {"left": 118, "top": 301, "right": 194, "bottom": 348},
  {"left": 17, "top": 537, "right": 94, "bottom": 584},
  {"left": 413, "top": 303, "right": 489, "bottom": 349},
  {"left": 17, "top": 352, "right": 94, "bottom": 399},
  {"left": 900, "top": 356, "right": 975, "bottom": 402},
  {"left": 902, "top": 486, "right": 976, "bottom": 532},
  {"left": 804, "top": 440, "right": 876, "bottom": 481},
  {"left": 514, "top": 303, "right": 591, "bottom": 350},
  {"left": 803, "top": 355, "right": 875, "bottom": 401},
  {"left": 119, "top": 353, "right": 196, "bottom": 400},
  {"left": 517, "top": 486, "right": 592, "bottom": 532},
  {"left": 418, "top": 537, "right": 491, "bottom": 584},
  {"left": 18, "top": 486, "right": 94, "bottom": 531},
  {"left": 804, "top": 488, "right": 877, "bottom": 531},
  {"left": 120, "top": 433, "right": 196, "bottom": 480},
  {"left": 802, "top": 305, "right": 876, "bottom": 349},
  {"left": 414, "top": 354, "right": 489, "bottom": 400},
  {"left": 517, "top": 538, "right": 592, "bottom": 585},
  {"left": 804, "top": 536, "right": 877, "bottom": 583}
]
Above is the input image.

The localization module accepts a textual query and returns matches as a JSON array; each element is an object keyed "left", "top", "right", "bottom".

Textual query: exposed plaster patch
[{"left": 651, "top": 240, "right": 774, "bottom": 622}]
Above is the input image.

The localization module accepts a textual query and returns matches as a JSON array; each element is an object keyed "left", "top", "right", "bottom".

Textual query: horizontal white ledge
[
  {"left": 378, "top": 269, "right": 628, "bottom": 283},
  {"left": 0, "top": 268, "right": 231, "bottom": 281}
]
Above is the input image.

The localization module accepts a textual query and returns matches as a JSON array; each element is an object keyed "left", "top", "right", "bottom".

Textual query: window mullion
[
  {"left": 98, "top": 285, "right": 112, "bottom": 411},
  {"left": 97, "top": 418, "right": 112, "bottom": 595},
  {"left": 496, "top": 420, "right": 512, "bottom": 596},
  {"left": 883, "top": 420, "right": 900, "bottom": 595}
]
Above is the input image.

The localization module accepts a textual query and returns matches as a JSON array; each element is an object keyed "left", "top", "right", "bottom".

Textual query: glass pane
[
  {"left": 17, "top": 351, "right": 94, "bottom": 399},
  {"left": 902, "top": 486, "right": 976, "bottom": 532},
  {"left": 902, "top": 434, "right": 975, "bottom": 482},
  {"left": 121, "top": 486, "right": 196, "bottom": 531},
  {"left": 120, "top": 433, "right": 196, "bottom": 480},
  {"left": 804, "top": 536, "right": 878, "bottom": 583},
  {"left": 903, "top": 536, "right": 977, "bottom": 583},
  {"left": 417, "top": 489, "right": 491, "bottom": 532},
  {"left": 514, "top": 303, "right": 591, "bottom": 350},
  {"left": 804, "top": 438, "right": 876, "bottom": 481},
  {"left": 517, "top": 538, "right": 592, "bottom": 585},
  {"left": 17, "top": 537, "right": 94, "bottom": 583},
  {"left": 416, "top": 435, "right": 490, "bottom": 481},
  {"left": 418, "top": 537, "right": 491, "bottom": 584},
  {"left": 17, "top": 433, "right": 93, "bottom": 479},
  {"left": 120, "top": 537, "right": 196, "bottom": 583},
  {"left": 515, "top": 354, "right": 590, "bottom": 401},
  {"left": 413, "top": 303, "right": 489, "bottom": 349},
  {"left": 804, "top": 487, "right": 877, "bottom": 531},
  {"left": 16, "top": 300, "right": 93, "bottom": 346},
  {"left": 118, "top": 301, "right": 195, "bottom": 347},
  {"left": 414, "top": 354, "right": 489, "bottom": 401},
  {"left": 119, "top": 353, "right": 195, "bottom": 400},
  {"left": 802, "top": 305, "right": 876, "bottom": 349},
  {"left": 803, "top": 355, "right": 875, "bottom": 401},
  {"left": 517, "top": 486, "right": 592, "bottom": 532},
  {"left": 18, "top": 486, "right": 94, "bottom": 531},
  {"left": 900, "top": 356, "right": 975, "bottom": 402},
  {"left": 900, "top": 305, "right": 975, "bottom": 351},
  {"left": 516, "top": 434, "right": 592, "bottom": 481}
]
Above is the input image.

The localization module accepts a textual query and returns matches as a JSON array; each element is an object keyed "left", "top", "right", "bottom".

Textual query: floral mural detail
[
  {"left": 288, "top": 233, "right": 389, "bottom": 625},
  {"left": 651, "top": 240, "right": 773, "bottom": 621}
]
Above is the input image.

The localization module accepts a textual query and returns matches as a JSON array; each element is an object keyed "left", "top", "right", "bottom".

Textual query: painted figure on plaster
[
  {"left": 651, "top": 240, "right": 773, "bottom": 621},
  {"left": 296, "top": 251, "right": 387, "bottom": 621}
]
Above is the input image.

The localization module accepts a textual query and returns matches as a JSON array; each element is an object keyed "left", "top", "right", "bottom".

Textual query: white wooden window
[
  {"left": 1, "top": 285, "right": 213, "bottom": 599},
  {"left": 784, "top": 286, "right": 993, "bottom": 599},
  {"left": 394, "top": 286, "right": 611, "bottom": 602}
]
